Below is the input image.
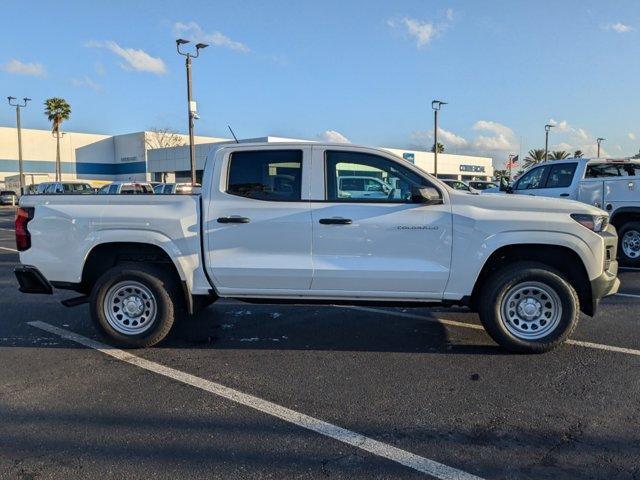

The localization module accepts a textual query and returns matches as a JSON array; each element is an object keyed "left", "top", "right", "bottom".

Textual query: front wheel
[
  {"left": 90, "top": 264, "right": 180, "bottom": 348},
  {"left": 478, "top": 262, "right": 580, "bottom": 353},
  {"left": 618, "top": 221, "right": 640, "bottom": 266}
]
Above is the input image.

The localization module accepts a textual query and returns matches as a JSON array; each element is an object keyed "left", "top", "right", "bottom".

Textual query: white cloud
[
  {"left": 71, "top": 75, "right": 102, "bottom": 91},
  {"left": 87, "top": 41, "right": 166, "bottom": 75},
  {"left": 628, "top": 132, "right": 637, "bottom": 141},
  {"left": 411, "top": 128, "right": 468, "bottom": 149},
  {"left": 472, "top": 120, "right": 518, "bottom": 152},
  {"left": 1, "top": 59, "right": 45, "bottom": 76},
  {"left": 317, "top": 130, "right": 350, "bottom": 143},
  {"left": 604, "top": 22, "right": 633, "bottom": 33},
  {"left": 388, "top": 10, "right": 453, "bottom": 48},
  {"left": 173, "top": 22, "right": 250, "bottom": 53}
]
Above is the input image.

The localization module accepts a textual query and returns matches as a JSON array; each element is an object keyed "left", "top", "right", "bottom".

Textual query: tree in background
[
  {"left": 493, "top": 169, "right": 509, "bottom": 182},
  {"left": 549, "top": 150, "right": 570, "bottom": 160},
  {"left": 574, "top": 150, "right": 584, "bottom": 158},
  {"left": 145, "top": 127, "right": 186, "bottom": 150},
  {"left": 632, "top": 149, "right": 640, "bottom": 159},
  {"left": 44, "top": 98, "right": 71, "bottom": 182},
  {"left": 431, "top": 142, "right": 445, "bottom": 153},
  {"left": 523, "top": 149, "right": 546, "bottom": 169}
]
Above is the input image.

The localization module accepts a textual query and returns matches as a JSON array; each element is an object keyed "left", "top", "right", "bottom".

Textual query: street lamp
[
  {"left": 176, "top": 38, "right": 208, "bottom": 185},
  {"left": 596, "top": 137, "right": 605, "bottom": 158},
  {"left": 544, "top": 124, "right": 554, "bottom": 161},
  {"left": 7, "top": 96, "right": 31, "bottom": 194},
  {"left": 431, "top": 100, "right": 447, "bottom": 177}
]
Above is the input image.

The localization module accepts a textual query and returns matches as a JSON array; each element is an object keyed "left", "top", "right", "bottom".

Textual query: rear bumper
[{"left": 14, "top": 265, "right": 53, "bottom": 294}]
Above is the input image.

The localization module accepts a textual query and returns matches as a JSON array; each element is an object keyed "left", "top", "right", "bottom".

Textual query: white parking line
[
  {"left": 615, "top": 292, "right": 640, "bottom": 299},
  {"left": 347, "top": 306, "right": 640, "bottom": 358},
  {"left": 28, "top": 321, "right": 484, "bottom": 480},
  {"left": 0, "top": 246, "right": 17, "bottom": 253}
]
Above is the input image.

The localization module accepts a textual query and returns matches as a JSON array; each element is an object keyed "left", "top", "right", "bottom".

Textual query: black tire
[
  {"left": 618, "top": 221, "right": 640, "bottom": 266},
  {"left": 89, "top": 263, "right": 180, "bottom": 348},
  {"left": 478, "top": 261, "right": 580, "bottom": 353}
]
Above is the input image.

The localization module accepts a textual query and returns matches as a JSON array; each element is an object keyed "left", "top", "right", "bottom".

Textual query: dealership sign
[{"left": 460, "top": 164, "right": 485, "bottom": 173}]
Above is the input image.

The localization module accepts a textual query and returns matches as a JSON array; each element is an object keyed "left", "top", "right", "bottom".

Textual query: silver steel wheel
[
  {"left": 103, "top": 281, "right": 157, "bottom": 335},
  {"left": 500, "top": 281, "right": 562, "bottom": 340},
  {"left": 622, "top": 230, "right": 640, "bottom": 259}
]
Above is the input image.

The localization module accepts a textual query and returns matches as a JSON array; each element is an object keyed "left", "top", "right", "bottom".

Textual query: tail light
[{"left": 15, "top": 207, "right": 34, "bottom": 251}]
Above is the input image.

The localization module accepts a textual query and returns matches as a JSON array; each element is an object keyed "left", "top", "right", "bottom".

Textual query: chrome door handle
[{"left": 319, "top": 218, "right": 352, "bottom": 225}]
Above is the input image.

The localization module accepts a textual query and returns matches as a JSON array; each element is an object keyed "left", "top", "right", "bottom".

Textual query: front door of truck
[
  {"left": 309, "top": 148, "right": 452, "bottom": 299},
  {"left": 204, "top": 147, "right": 313, "bottom": 294}
]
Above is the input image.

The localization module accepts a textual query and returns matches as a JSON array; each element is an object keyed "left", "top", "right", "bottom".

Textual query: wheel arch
[{"left": 470, "top": 244, "right": 594, "bottom": 316}]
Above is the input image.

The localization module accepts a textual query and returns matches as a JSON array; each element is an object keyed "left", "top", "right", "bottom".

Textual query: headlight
[{"left": 570, "top": 213, "right": 609, "bottom": 232}]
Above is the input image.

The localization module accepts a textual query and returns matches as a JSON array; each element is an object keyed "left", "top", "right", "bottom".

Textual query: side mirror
[{"left": 412, "top": 186, "right": 443, "bottom": 205}]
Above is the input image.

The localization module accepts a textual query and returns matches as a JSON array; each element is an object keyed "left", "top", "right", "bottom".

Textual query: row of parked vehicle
[{"left": 0, "top": 181, "right": 200, "bottom": 202}]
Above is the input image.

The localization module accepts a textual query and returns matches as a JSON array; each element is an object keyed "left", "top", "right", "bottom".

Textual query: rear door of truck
[{"left": 203, "top": 145, "right": 313, "bottom": 294}]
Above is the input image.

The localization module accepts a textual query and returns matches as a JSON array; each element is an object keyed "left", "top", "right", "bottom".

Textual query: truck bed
[{"left": 18, "top": 194, "right": 212, "bottom": 295}]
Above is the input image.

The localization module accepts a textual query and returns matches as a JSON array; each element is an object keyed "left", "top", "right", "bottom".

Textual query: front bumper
[
  {"left": 590, "top": 226, "right": 620, "bottom": 313},
  {"left": 14, "top": 265, "right": 53, "bottom": 294}
]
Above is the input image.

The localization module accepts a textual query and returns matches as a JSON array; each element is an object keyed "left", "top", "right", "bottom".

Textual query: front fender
[{"left": 443, "top": 229, "right": 601, "bottom": 300}]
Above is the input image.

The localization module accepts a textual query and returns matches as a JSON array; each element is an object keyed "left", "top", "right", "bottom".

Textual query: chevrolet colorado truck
[
  {"left": 505, "top": 157, "right": 640, "bottom": 265},
  {"left": 14, "top": 143, "right": 620, "bottom": 352}
]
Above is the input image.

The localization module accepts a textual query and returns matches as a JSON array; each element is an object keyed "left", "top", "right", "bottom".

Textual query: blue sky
[{"left": 1, "top": 0, "right": 639, "bottom": 168}]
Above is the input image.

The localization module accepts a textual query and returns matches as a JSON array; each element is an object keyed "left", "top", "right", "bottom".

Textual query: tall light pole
[
  {"left": 544, "top": 124, "right": 554, "bottom": 161},
  {"left": 176, "top": 38, "right": 208, "bottom": 185},
  {"left": 7, "top": 97, "right": 31, "bottom": 194},
  {"left": 596, "top": 137, "right": 605, "bottom": 158},
  {"left": 431, "top": 100, "right": 447, "bottom": 177}
]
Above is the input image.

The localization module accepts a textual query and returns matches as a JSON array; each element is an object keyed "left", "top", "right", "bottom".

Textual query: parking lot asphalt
[{"left": 0, "top": 205, "right": 639, "bottom": 480}]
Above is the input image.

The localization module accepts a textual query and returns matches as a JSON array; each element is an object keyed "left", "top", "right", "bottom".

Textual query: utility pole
[
  {"left": 544, "top": 124, "right": 554, "bottom": 161},
  {"left": 7, "top": 97, "right": 31, "bottom": 194},
  {"left": 431, "top": 100, "right": 447, "bottom": 177},
  {"left": 597, "top": 137, "right": 605, "bottom": 158},
  {"left": 176, "top": 39, "right": 208, "bottom": 186}
]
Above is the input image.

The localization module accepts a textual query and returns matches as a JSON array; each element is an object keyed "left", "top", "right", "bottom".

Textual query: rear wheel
[
  {"left": 478, "top": 262, "right": 580, "bottom": 353},
  {"left": 90, "top": 264, "right": 180, "bottom": 348},
  {"left": 618, "top": 221, "right": 640, "bottom": 266}
]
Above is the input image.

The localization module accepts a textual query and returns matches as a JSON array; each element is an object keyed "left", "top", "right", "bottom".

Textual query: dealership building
[{"left": 0, "top": 127, "right": 493, "bottom": 187}]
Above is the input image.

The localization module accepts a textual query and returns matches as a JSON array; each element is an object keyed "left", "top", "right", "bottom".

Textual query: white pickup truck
[
  {"left": 14, "top": 142, "right": 619, "bottom": 353},
  {"left": 506, "top": 158, "right": 640, "bottom": 265}
]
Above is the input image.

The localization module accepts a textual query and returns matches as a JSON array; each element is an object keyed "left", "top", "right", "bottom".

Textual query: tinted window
[
  {"left": 139, "top": 185, "right": 154, "bottom": 194},
  {"left": 586, "top": 162, "right": 640, "bottom": 178},
  {"left": 163, "top": 184, "right": 174, "bottom": 194},
  {"left": 448, "top": 181, "right": 470, "bottom": 191},
  {"left": 121, "top": 186, "right": 135, "bottom": 195},
  {"left": 97, "top": 186, "right": 109, "bottom": 195},
  {"left": 516, "top": 166, "right": 548, "bottom": 190},
  {"left": 326, "top": 150, "right": 433, "bottom": 202},
  {"left": 546, "top": 163, "right": 577, "bottom": 188},
  {"left": 227, "top": 150, "right": 302, "bottom": 201},
  {"left": 108, "top": 184, "right": 119, "bottom": 194}
]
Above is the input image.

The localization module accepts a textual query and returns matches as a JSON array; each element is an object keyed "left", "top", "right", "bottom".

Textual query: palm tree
[
  {"left": 549, "top": 150, "right": 570, "bottom": 160},
  {"left": 574, "top": 150, "right": 584, "bottom": 158},
  {"left": 44, "top": 98, "right": 71, "bottom": 181},
  {"left": 523, "top": 149, "right": 546, "bottom": 169},
  {"left": 431, "top": 142, "right": 445, "bottom": 153}
]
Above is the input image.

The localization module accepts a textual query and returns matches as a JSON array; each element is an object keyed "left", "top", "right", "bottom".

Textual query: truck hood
[{"left": 455, "top": 191, "right": 606, "bottom": 216}]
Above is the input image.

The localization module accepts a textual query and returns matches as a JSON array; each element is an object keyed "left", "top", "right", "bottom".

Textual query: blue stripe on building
[{"left": 0, "top": 159, "right": 147, "bottom": 175}]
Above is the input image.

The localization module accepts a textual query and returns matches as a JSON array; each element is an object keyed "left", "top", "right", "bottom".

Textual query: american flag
[{"left": 506, "top": 155, "right": 519, "bottom": 169}]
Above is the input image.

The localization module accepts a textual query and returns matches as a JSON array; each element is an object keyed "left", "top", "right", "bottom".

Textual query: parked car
[
  {"left": 35, "top": 181, "right": 94, "bottom": 195},
  {"left": 14, "top": 142, "right": 619, "bottom": 353},
  {"left": 338, "top": 175, "right": 394, "bottom": 199},
  {"left": 0, "top": 190, "right": 18, "bottom": 205},
  {"left": 468, "top": 180, "right": 499, "bottom": 191},
  {"left": 441, "top": 179, "right": 478, "bottom": 192},
  {"left": 505, "top": 157, "right": 640, "bottom": 265},
  {"left": 97, "top": 182, "right": 155, "bottom": 195},
  {"left": 153, "top": 183, "right": 201, "bottom": 194}
]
